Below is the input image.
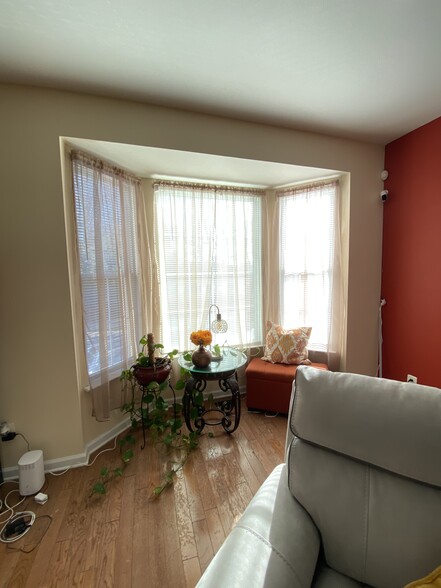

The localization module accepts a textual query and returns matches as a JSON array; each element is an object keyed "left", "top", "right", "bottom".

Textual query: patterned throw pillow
[{"left": 262, "top": 321, "right": 312, "bottom": 365}]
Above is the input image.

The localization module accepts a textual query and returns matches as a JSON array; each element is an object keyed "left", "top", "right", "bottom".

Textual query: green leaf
[
  {"left": 114, "top": 467, "right": 124, "bottom": 477},
  {"left": 124, "top": 434, "right": 136, "bottom": 445},
  {"left": 93, "top": 482, "right": 106, "bottom": 495},
  {"left": 122, "top": 448, "right": 134, "bottom": 463},
  {"left": 183, "top": 352, "right": 192, "bottom": 362},
  {"left": 100, "top": 466, "right": 109, "bottom": 477},
  {"left": 153, "top": 486, "right": 163, "bottom": 495},
  {"left": 144, "top": 393, "right": 154, "bottom": 404},
  {"left": 171, "top": 418, "right": 182, "bottom": 432},
  {"left": 175, "top": 380, "right": 185, "bottom": 390},
  {"left": 213, "top": 344, "right": 221, "bottom": 356},
  {"left": 163, "top": 434, "right": 174, "bottom": 446}
]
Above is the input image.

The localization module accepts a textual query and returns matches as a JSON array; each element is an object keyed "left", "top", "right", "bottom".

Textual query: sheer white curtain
[
  {"left": 153, "top": 181, "right": 263, "bottom": 351},
  {"left": 71, "top": 151, "right": 152, "bottom": 420},
  {"left": 276, "top": 180, "right": 344, "bottom": 370}
]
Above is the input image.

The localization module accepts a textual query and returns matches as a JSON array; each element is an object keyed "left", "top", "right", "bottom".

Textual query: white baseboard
[{"left": 2, "top": 417, "right": 131, "bottom": 481}]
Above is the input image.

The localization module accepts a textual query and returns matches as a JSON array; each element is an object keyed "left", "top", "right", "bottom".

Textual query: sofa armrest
[{"left": 196, "top": 464, "right": 320, "bottom": 588}]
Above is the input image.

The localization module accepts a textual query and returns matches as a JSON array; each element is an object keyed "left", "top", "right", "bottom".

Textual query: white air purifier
[{"left": 18, "top": 450, "right": 45, "bottom": 496}]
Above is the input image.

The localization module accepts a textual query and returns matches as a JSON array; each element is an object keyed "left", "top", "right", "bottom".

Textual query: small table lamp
[{"left": 209, "top": 304, "right": 228, "bottom": 334}]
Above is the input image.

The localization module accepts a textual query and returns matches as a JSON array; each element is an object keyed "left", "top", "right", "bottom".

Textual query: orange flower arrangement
[{"left": 190, "top": 330, "right": 212, "bottom": 347}]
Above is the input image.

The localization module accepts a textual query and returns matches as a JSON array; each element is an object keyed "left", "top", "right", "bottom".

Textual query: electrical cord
[
  {"left": 48, "top": 433, "right": 118, "bottom": 476},
  {"left": 0, "top": 482, "right": 23, "bottom": 526},
  {"left": 0, "top": 484, "right": 52, "bottom": 549},
  {"left": 6, "top": 515, "right": 52, "bottom": 553},
  {"left": 16, "top": 432, "right": 30, "bottom": 451},
  {"left": 0, "top": 511, "right": 35, "bottom": 543}
]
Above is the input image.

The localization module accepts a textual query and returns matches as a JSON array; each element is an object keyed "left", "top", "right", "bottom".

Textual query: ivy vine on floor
[{"left": 90, "top": 337, "right": 204, "bottom": 498}]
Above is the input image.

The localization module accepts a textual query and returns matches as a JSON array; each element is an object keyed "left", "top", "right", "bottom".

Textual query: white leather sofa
[{"left": 196, "top": 366, "right": 441, "bottom": 588}]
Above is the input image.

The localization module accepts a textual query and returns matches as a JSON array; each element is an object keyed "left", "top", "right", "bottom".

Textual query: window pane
[
  {"left": 279, "top": 183, "right": 336, "bottom": 350},
  {"left": 155, "top": 184, "right": 262, "bottom": 350},
  {"left": 72, "top": 157, "right": 142, "bottom": 382}
]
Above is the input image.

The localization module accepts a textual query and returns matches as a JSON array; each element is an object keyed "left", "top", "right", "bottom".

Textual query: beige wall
[{"left": 0, "top": 84, "right": 384, "bottom": 468}]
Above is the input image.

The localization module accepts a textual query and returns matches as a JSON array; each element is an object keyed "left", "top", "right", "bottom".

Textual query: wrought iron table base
[{"left": 182, "top": 374, "right": 241, "bottom": 434}]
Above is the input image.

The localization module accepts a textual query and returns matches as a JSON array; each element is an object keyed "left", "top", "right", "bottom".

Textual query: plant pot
[
  {"left": 133, "top": 361, "right": 171, "bottom": 386},
  {"left": 191, "top": 345, "right": 212, "bottom": 368}
]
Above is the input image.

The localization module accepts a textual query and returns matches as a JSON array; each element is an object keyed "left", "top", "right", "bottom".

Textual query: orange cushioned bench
[{"left": 245, "top": 357, "right": 328, "bottom": 414}]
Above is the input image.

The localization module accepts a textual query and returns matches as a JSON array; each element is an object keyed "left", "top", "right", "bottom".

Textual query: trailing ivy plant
[
  {"left": 91, "top": 432, "right": 137, "bottom": 495},
  {"left": 91, "top": 338, "right": 203, "bottom": 498}
]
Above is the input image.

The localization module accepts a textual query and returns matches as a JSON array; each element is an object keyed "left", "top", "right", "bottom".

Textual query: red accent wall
[{"left": 382, "top": 116, "right": 441, "bottom": 386}]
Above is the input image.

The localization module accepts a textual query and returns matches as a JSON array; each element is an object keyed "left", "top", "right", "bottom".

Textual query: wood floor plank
[
  {"left": 182, "top": 453, "right": 205, "bottom": 523},
  {"left": 95, "top": 520, "right": 118, "bottom": 587},
  {"left": 205, "top": 456, "right": 245, "bottom": 536},
  {"left": 162, "top": 481, "right": 186, "bottom": 587},
  {"left": 145, "top": 498, "right": 166, "bottom": 587},
  {"left": 235, "top": 434, "right": 269, "bottom": 484},
  {"left": 183, "top": 556, "right": 202, "bottom": 588},
  {"left": 24, "top": 486, "right": 73, "bottom": 588},
  {"left": 193, "top": 518, "right": 214, "bottom": 573},
  {"left": 205, "top": 507, "right": 226, "bottom": 555},
  {"left": 174, "top": 468, "right": 198, "bottom": 561},
  {"left": 130, "top": 486, "right": 150, "bottom": 587},
  {"left": 113, "top": 476, "right": 135, "bottom": 588},
  {"left": 227, "top": 441, "right": 261, "bottom": 494},
  {"left": 78, "top": 568, "right": 97, "bottom": 587},
  {"left": 43, "top": 539, "right": 71, "bottom": 588},
  {"left": 190, "top": 449, "right": 216, "bottom": 512}
]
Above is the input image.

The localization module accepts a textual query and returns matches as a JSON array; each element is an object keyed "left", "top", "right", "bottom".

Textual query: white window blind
[
  {"left": 154, "top": 181, "right": 263, "bottom": 350},
  {"left": 278, "top": 180, "right": 339, "bottom": 351},
  {"left": 72, "top": 152, "right": 143, "bottom": 385}
]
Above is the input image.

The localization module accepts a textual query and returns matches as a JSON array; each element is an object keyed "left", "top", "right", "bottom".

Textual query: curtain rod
[
  {"left": 70, "top": 149, "right": 141, "bottom": 183},
  {"left": 153, "top": 179, "right": 265, "bottom": 195},
  {"left": 276, "top": 177, "right": 339, "bottom": 196}
]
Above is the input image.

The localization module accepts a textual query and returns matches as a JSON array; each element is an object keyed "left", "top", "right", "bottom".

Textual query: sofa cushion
[
  {"left": 288, "top": 367, "right": 441, "bottom": 587},
  {"left": 291, "top": 366, "right": 441, "bottom": 487},
  {"left": 262, "top": 321, "right": 312, "bottom": 365}
]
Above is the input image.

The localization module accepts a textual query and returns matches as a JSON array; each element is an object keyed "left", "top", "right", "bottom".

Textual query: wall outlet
[
  {"left": 407, "top": 374, "right": 418, "bottom": 384},
  {"left": 0, "top": 421, "right": 15, "bottom": 435}
]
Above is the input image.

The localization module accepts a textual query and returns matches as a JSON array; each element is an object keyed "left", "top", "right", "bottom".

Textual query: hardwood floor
[{"left": 0, "top": 400, "right": 287, "bottom": 588}]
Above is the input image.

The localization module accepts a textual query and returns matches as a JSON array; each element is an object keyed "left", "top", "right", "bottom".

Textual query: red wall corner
[{"left": 382, "top": 116, "right": 441, "bottom": 386}]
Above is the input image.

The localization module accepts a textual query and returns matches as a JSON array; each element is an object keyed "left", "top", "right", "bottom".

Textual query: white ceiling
[{"left": 2, "top": 0, "right": 441, "bottom": 146}]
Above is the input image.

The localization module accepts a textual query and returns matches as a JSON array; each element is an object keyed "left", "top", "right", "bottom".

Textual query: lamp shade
[
  {"left": 211, "top": 316, "right": 228, "bottom": 334},
  {"left": 209, "top": 304, "right": 228, "bottom": 334}
]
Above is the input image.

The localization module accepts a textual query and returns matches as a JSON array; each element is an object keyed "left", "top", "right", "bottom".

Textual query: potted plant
[
  {"left": 92, "top": 334, "right": 200, "bottom": 497},
  {"left": 130, "top": 333, "right": 176, "bottom": 386}
]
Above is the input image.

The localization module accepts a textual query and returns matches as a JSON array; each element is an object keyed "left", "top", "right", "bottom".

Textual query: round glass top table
[{"left": 178, "top": 347, "right": 247, "bottom": 434}]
